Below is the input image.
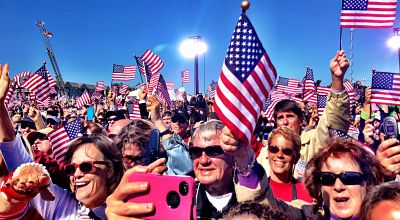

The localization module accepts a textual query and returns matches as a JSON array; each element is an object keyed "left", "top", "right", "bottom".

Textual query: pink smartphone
[{"left": 127, "top": 173, "right": 196, "bottom": 220}]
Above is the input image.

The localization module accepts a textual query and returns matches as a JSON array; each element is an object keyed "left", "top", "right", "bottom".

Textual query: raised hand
[
  {"left": 330, "top": 50, "right": 349, "bottom": 90},
  {"left": 376, "top": 138, "right": 400, "bottom": 178},
  {"left": 0, "top": 64, "right": 10, "bottom": 103},
  {"left": 220, "top": 127, "right": 254, "bottom": 168}
]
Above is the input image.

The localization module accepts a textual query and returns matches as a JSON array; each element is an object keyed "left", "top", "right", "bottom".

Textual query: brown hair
[
  {"left": 304, "top": 139, "right": 384, "bottom": 208},
  {"left": 84, "top": 122, "right": 107, "bottom": 135},
  {"left": 65, "top": 135, "right": 124, "bottom": 194}
]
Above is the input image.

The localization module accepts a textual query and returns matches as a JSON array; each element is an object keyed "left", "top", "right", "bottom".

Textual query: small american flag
[
  {"left": 303, "top": 67, "right": 315, "bottom": 91},
  {"left": 134, "top": 56, "right": 152, "bottom": 83},
  {"left": 112, "top": 64, "right": 136, "bottom": 81},
  {"left": 264, "top": 91, "right": 289, "bottom": 121},
  {"left": 76, "top": 90, "right": 91, "bottom": 108},
  {"left": 96, "top": 81, "right": 105, "bottom": 91},
  {"left": 317, "top": 95, "right": 328, "bottom": 117},
  {"left": 13, "top": 71, "right": 31, "bottom": 87},
  {"left": 48, "top": 119, "right": 83, "bottom": 163},
  {"left": 119, "top": 84, "right": 129, "bottom": 95},
  {"left": 329, "top": 128, "right": 374, "bottom": 155},
  {"left": 340, "top": 0, "right": 397, "bottom": 28},
  {"left": 141, "top": 49, "right": 164, "bottom": 75},
  {"left": 5, "top": 82, "right": 15, "bottom": 107},
  {"left": 91, "top": 91, "right": 103, "bottom": 101},
  {"left": 181, "top": 70, "right": 189, "bottom": 84},
  {"left": 208, "top": 81, "right": 217, "bottom": 98},
  {"left": 127, "top": 101, "right": 141, "bottom": 120},
  {"left": 276, "top": 76, "right": 302, "bottom": 95},
  {"left": 166, "top": 82, "right": 175, "bottom": 90},
  {"left": 303, "top": 90, "right": 318, "bottom": 104},
  {"left": 21, "top": 65, "right": 51, "bottom": 103},
  {"left": 371, "top": 71, "right": 400, "bottom": 105},
  {"left": 317, "top": 86, "right": 331, "bottom": 96},
  {"left": 344, "top": 81, "right": 355, "bottom": 110},
  {"left": 148, "top": 72, "right": 161, "bottom": 94},
  {"left": 215, "top": 13, "right": 277, "bottom": 144},
  {"left": 36, "top": 96, "right": 51, "bottom": 108},
  {"left": 156, "top": 74, "right": 172, "bottom": 107}
]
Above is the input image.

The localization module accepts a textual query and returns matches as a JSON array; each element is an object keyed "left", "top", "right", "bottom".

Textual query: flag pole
[
  {"left": 370, "top": 68, "right": 375, "bottom": 119},
  {"left": 339, "top": 27, "right": 343, "bottom": 51}
]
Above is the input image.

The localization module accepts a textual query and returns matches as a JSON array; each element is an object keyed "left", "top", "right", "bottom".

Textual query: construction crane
[{"left": 35, "top": 20, "right": 67, "bottom": 97}]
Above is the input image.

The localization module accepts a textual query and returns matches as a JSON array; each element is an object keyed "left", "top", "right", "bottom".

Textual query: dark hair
[
  {"left": 224, "top": 202, "right": 288, "bottom": 220},
  {"left": 64, "top": 135, "right": 124, "bottom": 194},
  {"left": 304, "top": 139, "right": 384, "bottom": 208},
  {"left": 84, "top": 122, "right": 107, "bottom": 135},
  {"left": 115, "top": 119, "right": 154, "bottom": 165},
  {"left": 162, "top": 111, "right": 172, "bottom": 118},
  {"left": 360, "top": 181, "right": 400, "bottom": 220},
  {"left": 273, "top": 100, "right": 304, "bottom": 122}
]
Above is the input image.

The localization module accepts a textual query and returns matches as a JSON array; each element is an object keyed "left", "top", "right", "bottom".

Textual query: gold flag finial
[{"left": 241, "top": 0, "right": 250, "bottom": 13}]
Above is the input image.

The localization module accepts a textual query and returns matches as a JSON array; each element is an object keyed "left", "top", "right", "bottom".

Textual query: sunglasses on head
[
  {"left": 64, "top": 161, "right": 110, "bottom": 176},
  {"left": 189, "top": 145, "right": 224, "bottom": 159},
  {"left": 268, "top": 145, "right": 294, "bottom": 156},
  {"left": 319, "top": 171, "right": 365, "bottom": 186}
]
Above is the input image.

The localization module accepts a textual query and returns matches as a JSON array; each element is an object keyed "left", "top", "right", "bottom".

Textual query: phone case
[{"left": 127, "top": 173, "right": 196, "bottom": 220}]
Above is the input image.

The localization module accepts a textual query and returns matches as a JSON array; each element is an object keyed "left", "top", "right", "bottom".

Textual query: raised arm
[{"left": 0, "top": 64, "right": 16, "bottom": 142}]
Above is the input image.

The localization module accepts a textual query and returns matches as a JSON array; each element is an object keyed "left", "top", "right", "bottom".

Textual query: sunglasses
[
  {"left": 64, "top": 161, "right": 110, "bottom": 176},
  {"left": 268, "top": 145, "right": 294, "bottom": 156},
  {"left": 123, "top": 155, "right": 145, "bottom": 165},
  {"left": 319, "top": 172, "right": 365, "bottom": 186},
  {"left": 189, "top": 145, "right": 225, "bottom": 159}
]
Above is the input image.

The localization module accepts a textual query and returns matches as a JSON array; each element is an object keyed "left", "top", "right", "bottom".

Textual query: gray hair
[{"left": 192, "top": 119, "right": 225, "bottom": 142}]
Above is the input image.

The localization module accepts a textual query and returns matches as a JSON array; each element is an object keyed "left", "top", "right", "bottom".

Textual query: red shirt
[{"left": 270, "top": 178, "right": 313, "bottom": 203}]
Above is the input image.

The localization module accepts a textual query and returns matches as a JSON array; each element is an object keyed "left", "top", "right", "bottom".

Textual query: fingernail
[
  {"left": 140, "top": 182, "right": 148, "bottom": 188},
  {"left": 146, "top": 203, "right": 153, "bottom": 210}
]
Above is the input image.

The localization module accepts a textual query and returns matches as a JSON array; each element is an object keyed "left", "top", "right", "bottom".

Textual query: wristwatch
[{"left": 159, "top": 128, "right": 174, "bottom": 137}]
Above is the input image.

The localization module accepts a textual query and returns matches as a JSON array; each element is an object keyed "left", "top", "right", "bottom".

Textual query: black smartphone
[{"left": 146, "top": 129, "right": 161, "bottom": 165}]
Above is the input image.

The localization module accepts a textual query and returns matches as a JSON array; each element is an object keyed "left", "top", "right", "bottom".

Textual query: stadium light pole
[
  {"left": 387, "top": 28, "right": 400, "bottom": 73},
  {"left": 180, "top": 36, "right": 207, "bottom": 94}
]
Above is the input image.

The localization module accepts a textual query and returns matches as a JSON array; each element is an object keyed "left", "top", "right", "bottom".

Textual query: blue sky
[{"left": 0, "top": 0, "right": 399, "bottom": 94}]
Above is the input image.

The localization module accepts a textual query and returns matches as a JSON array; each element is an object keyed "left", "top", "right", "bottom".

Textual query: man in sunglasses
[{"left": 170, "top": 108, "right": 191, "bottom": 144}]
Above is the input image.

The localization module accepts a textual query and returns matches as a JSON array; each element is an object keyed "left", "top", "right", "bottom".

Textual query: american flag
[
  {"left": 76, "top": 90, "right": 91, "bottom": 108},
  {"left": 91, "top": 91, "right": 103, "bottom": 101},
  {"left": 340, "top": 0, "right": 397, "bottom": 28},
  {"left": 5, "top": 82, "right": 15, "bottom": 106},
  {"left": 141, "top": 49, "right": 164, "bottom": 75},
  {"left": 21, "top": 65, "right": 51, "bottom": 103},
  {"left": 276, "top": 76, "right": 302, "bottom": 95},
  {"left": 344, "top": 81, "right": 355, "bottom": 110},
  {"left": 303, "top": 90, "right": 318, "bottom": 104},
  {"left": 13, "top": 71, "right": 31, "bottom": 87},
  {"left": 148, "top": 72, "right": 161, "bottom": 94},
  {"left": 317, "top": 86, "right": 331, "bottom": 95},
  {"left": 208, "top": 81, "right": 217, "bottom": 98},
  {"left": 134, "top": 56, "right": 152, "bottom": 82},
  {"left": 303, "top": 67, "right": 315, "bottom": 91},
  {"left": 215, "top": 13, "right": 277, "bottom": 144},
  {"left": 48, "top": 119, "right": 83, "bottom": 163},
  {"left": 112, "top": 64, "right": 136, "bottom": 81},
  {"left": 166, "top": 82, "right": 175, "bottom": 90},
  {"left": 263, "top": 91, "right": 289, "bottom": 121},
  {"left": 36, "top": 96, "right": 51, "bottom": 108},
  {"left": 371, "top": 71, "right": 400, "bottom": 105},
  {"left": 317, "top": 95, "right": 328, "bottom": 117},
  {"left": 111, "top": 85, "right": 118, "bottom": 94},
  {"left": 119, "top": 84, "right": 129, "bottom": 95},
  {"left": 156, "top": 74, "right": 172, "bottom": 107},
  {"left": 96, "top": 81, "right": 105, "bottom": 91},
  {"left": 181, "top": 70, "right": 189, "bottom": 84},
  {"left": 127, "top": 101, "right": 141, "bottom": 120},
  {"left": 46, "top": 71, "right": 57, "bottom": 88}
]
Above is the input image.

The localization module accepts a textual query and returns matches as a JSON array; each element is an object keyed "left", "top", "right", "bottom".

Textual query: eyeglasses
[
  {"left": 64, "top": 161, "right": 110, "bottom": 176},
  {"left": 268, "top": 145, "right": 294, "bottom": 156},
  {"left": 319, "top": 172, "right": 365, "bottom": 186},
  {"left": 189, "top": 145, "right": 224, "bottom": 159}
]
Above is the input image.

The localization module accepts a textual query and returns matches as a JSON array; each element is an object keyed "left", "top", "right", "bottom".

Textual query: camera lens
[
  {"left": 179, "top": 181, "right": 189, "bottom": 196},
  {"left": 166, "top": 191, "right": 180, "bottom": 209}
]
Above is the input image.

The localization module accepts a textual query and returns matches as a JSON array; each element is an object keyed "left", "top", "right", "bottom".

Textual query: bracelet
[{"left": 234, "top": 153, "right": 256, "bottom": 177}]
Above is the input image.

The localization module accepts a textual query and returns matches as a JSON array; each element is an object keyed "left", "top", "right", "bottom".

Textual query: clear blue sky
[{"left": 0, "top": 0, "right": 399, "bottom": 94}]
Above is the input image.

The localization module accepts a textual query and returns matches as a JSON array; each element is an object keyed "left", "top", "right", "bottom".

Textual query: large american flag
[
  {"left": 181, "top": 70, "right": 190, "bottom": 84},
  {"left": 371, "top": 71, "right": 400, "bottom": 105},
  {"left": 96, "top": 81, "right": 105, "bottom": 91},
  {"left": 214, "top": 13, "right": 277, "bottom": 144},
  {"left": 48, "top": 119, "right": 83, "bottom": 163},
  {"left": 340, "top": 0, "right": 397, "bottom": 28},
  {"left": 76, "top": 90, "right": 91, "bottom": 108},
  {"left": 112, "top": 64, "right": 136, "bottom": 81},
  {"left": 21, "top": 65, "right": 52, "bottom": 103},
  {"left": 276, "top": 76, "right": 302, "bottom": 95},
  {"left": 141, "top": 49, "right": 164, "bottom": 75}
]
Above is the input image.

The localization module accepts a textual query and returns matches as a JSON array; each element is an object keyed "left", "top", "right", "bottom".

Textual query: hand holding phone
[{"left": 127, "top": 173, "right": 196, "bottom": 220}]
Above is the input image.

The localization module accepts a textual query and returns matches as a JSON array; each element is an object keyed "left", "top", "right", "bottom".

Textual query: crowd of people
[{"left": 0, "top": 50, "right": 399, "bottom": 220}]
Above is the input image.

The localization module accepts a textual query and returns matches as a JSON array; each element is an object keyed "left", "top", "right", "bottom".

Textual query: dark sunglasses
[
  {"left": 123, "top": 155, "right": 145, "bottom": 165},
  {"left": 64, "top": 161, "right": 110, "bottom": 176},
  {"left": 189, "top": 145, "right": 224, "bottom": 159},
  {"left": 319, "top": 172, "right": 365, "bottom": 186},
  {"left": 268, "top": 145, "right": 294, "bottom": 156}
]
